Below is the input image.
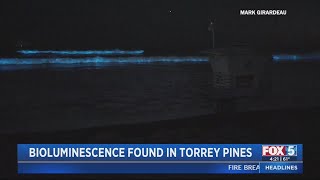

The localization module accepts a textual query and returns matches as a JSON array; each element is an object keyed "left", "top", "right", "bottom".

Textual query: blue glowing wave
[
  {"left": 17, "top": 49, "right": 144, "bottom": 56},
  {"left": 273, "top": 54, "right": 320, "bottom": 61},
  {"left": 0, "top": 56, "right": 208, "bottom": 65}
]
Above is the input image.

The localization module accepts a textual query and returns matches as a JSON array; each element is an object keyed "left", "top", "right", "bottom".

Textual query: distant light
[
  {"left": 272, "top": 54, "right": 320, "bottom": 61},
  {"left": 272, "top": 55, "right": 299, "bottom": 61},
  {"left": 17, "top": 50, "right": 144, "bottom": 56}
]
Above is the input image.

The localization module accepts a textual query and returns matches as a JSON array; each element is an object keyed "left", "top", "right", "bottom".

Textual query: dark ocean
[{"left": 0, "top": 54, "right": 216, "bottom": 133}]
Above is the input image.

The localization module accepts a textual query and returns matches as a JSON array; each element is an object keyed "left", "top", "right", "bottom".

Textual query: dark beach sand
[{"left": 0, "top": 107, "right": 319, "bottom": 179}]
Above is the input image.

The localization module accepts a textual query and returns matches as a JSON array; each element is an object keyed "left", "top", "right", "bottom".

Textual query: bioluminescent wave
[
  {"left": 273, "top": 54, "right": 320, "bottom": 61},
  {"left": 18, "top": 49, "right": 144, "bottom": 56},
  {"left": 0, "top": 56, "right": 208, "bottom": 65}
]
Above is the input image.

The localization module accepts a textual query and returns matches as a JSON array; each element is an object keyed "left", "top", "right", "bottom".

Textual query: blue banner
[{"left": 17, "top": 144, "right": 303, "bottom": 174}]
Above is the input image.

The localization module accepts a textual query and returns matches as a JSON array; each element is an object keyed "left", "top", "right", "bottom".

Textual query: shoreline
[
  {"left": 2, "top": 106, "right": 319, "bottom": 142},
  {"left": 1, "top": 106, "right": 319, "bottom": 178}
]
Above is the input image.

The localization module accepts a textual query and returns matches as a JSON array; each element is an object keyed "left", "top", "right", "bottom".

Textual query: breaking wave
[
  {"left": 0, "top": 56, "right": 208, "bottom": 65},
  {"left": 17, "top": 49, "right": 144, "bottom": 56}
]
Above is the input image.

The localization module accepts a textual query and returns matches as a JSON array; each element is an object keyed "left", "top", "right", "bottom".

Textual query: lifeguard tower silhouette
[{"left": 205, "top": 20, "right": 272, "bottom": 112}]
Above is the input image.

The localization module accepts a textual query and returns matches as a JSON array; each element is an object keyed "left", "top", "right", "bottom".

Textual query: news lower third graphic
[{"left": 17, "top": 144, "right": 303, "bottom": 174}]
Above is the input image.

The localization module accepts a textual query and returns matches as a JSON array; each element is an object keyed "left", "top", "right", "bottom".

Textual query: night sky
[{"left": 1, "top": 0, "right": 320, "bottom": 54}]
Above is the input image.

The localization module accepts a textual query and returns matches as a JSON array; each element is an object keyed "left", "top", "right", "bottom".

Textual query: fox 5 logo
[{"left": 262, "top": 145, "right": 297, "bottom": 156}]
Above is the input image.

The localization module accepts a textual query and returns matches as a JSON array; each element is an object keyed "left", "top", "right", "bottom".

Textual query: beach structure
[{"left": 205, "top": 20, "right": 320, "bottom": 112}]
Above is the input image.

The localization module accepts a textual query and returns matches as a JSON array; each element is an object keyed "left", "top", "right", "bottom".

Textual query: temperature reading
[{"left": 282, "top": 157, "right": 291, "bottom": 161}]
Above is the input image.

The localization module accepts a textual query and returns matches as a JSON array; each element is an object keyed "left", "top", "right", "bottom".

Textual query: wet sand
[
  {"left": 0, "top": 63, "right": 215, "bottom": 134},
  {"left": 1, "top": 107, "right": 319, "bottom": 179}
]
